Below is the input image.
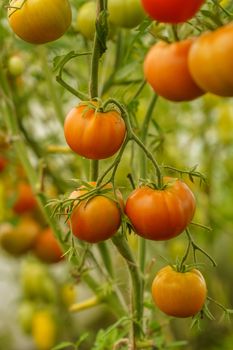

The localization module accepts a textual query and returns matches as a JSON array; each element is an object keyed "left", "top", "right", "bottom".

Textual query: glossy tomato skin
[
  {"left": 64, "top": 103, "right": 126, "bottom": 160},
  {"left": 125, "top": 178, "right": 196, "bottom": 241},
  {"left": 141, "top": 0, "right": 205, "bottom": 23},
  {"left": 13, "top": 182, "right": 37, "bottom": 214},
  {"left": 144, "top": 39, "right": 204, "bottom": 102},
  {"left": 75, "top": 2, "right": 97, "bottom": 40},
  {"left": 188, "top": 23, "right": 233, "bottom": 97},
  {"left": 151, "top": 265, "right": 207, "bottom": 317},
  {"left": 108, "top": 0, "right": 145, "bottom": 29},
  {"left": 69, "top": 184, "right": 123, "bottom": 243},
  {"left": 8, "top": 0, "right": 72, "bottom": 44},
  {"left": 33, "top": 228, "right": 63, "bottom": 264}
]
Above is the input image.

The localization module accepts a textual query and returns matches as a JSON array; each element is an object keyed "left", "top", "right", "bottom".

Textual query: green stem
[
  {"left": 112, "top": 232, "right": 143, "bottom": 339},
  {"left": 39, "top": 47, "right": 64, "bottom": 125}
]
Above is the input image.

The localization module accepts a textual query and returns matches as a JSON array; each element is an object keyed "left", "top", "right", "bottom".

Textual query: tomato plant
[
  {"left": 108, "top": 0, "right": 145, "bottom": 28},
  {"left": 125, "top": 178, "right": 196, "bottom": 240},
  {"left": 33, "top": 228, "right": 63, "bottom": 264},
  {"left": 8, "top": 0, "right": 72, "bottom": 44},
  {"left": 144, "top": 39, "right": 204, "bottom": 102},
  {"left": 64, "top": 102, "right": 126, "bottom": 159},
  {"left": 151, "top": 265, "right": 207, "bottom": 317},
  {"left": 69, "top": 183, "right": 123, "bottom": 243},
  {"left": 188, "top": 23, "right": 233, "bottom": 97},
  {"left": 141, "top": 0, "right": 205, "bottom": 23}
]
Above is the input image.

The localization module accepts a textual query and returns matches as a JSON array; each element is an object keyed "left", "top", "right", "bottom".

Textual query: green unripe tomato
[
  {"left": 75, "top": 1, "right": 96, "bottom": 40},
  {"left": 18, "top": 300, "right": 36, "bottom": 334},
  {"left": 7, "top": 55, "right": 25, "bottom": 76},
  {"left": 108, "top": 0, "right": 145, "bottom": 29}
]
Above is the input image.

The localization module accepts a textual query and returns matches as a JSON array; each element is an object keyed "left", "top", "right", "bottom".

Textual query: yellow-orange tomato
[
  {"left": 125, "top": 178, "right": 196, "bottom": 241},
  {"left": 69, "top": 183, "right": 123, "bottom": 243},
  {"left": 144, "top": 39, "right": 204, "bottom": 102},
  {"left": 151, "top": 265, "right": 207, "bottom": 318},
  {"left": 188, "top": 23, "right": 233, "bottom": 97},
  {"left": 8, "top": 0, "right": 72, "bottom": 44},
  {"left": 0, "top": 218, "right": 40, "bottom": 256},
  {"left": 64, "top": 103, "right": 126, "bottom": 160},
  {"left": 13, "top": 182, "right": 37, "bottom": 214},
  {"left": 32, "top": 309, "right": 57, "bottom": 350},
  {"left": 33, "top": 228, "right": 63, "bottom": 264}
]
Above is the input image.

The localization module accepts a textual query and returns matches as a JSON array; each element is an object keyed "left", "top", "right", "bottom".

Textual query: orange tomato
[
  {"left": 151, "top": 265, "right": 207, "bottom": 317},
  {"left": 125, "top": 177, "right": 196, "bottom": 241},
  {"left": 188, "top": 23, "right": 233, "bottom": 97},
  {"left": 13, "top": 182, "right": 37, "bottom": 214},
  {"left": 144, "top": 39, "right": 204, "bottom": 102},
  {"left": 69, "top": 183, "right": 123, "bottom": 243},
  {"left": 33, "top": 228, "right": 63, "bottom": 264},
  {"left": 64, "top": 102, "right": 126, "bottom": 159},
  {"left": 0, "top": 156, "right": 8, "bottom": 172},
  {"left": 8, "top": 0, "right": 72, "bottom": 44},
  {"left": 0, "top": 218, "right": 40, "bottom": 256}
]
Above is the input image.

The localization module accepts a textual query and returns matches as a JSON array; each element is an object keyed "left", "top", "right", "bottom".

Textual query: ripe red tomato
[
  {"left": 69, "top": 183, "right": 123, "bottom": 243},
  {"left": 141, "top": 0, "right": 205, "bottom": 23},
  {"left": 0, "top": 156, "right": 8, "bottom": 172},
  {"left": 33, "top": 228, "right": 63, "bottom": 264},
  {"left": 125, "top": 178, "right": 196, "bottom": 241},
  {"left": 8, "top": 0, "right": 72, "bottom": 44},
  {"left": 144, "top": 39, "right": 204, "bottom": 102},
  {"left": 188, "top": 23, "right": 233, "bottom": 97},
  {"left": 64, "top": 102, "right": 126, "bottom": 160},
  {"left": 13, "top": 182, "right": 37, "bottom": 214},
  {"left": 0, "top": 218, "right": 40, "bottom": 256},
  {"left": 108, "top": 0, "right": 145, "bottom": 29},
  {"left": 151, "top": 265, "right": 207, "bottom": 317}
]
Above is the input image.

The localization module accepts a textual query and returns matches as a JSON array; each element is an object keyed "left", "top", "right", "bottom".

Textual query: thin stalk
[
  {"left": 39, "top": 47, "right": 64, "bottom": 125},
  {"left": 112, "top": 232, "right": 143, "bottom": 339}
]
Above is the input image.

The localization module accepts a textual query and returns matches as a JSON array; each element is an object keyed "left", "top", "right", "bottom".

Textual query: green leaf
[{"left": 51, "top": 342, "right": 74, "bottom": 350}]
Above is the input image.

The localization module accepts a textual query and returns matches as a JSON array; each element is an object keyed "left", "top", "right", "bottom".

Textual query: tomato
[
  {"left": 13, "top": 182, "right": 37, "bottom": 214},
  {"left": 64, "top": 102, "right": 126, "bottom": 160},
  {"left": 141, "top": 0, "right": 205, "bottom": 23},
  {"left": 188, "top": 23, "right": 233, "bottom": 97},
  {"left": 8, "top": 0, "right": 72, "bottom": 44},
  {"left": 61, "top": 284, "right": 77, "bottom": 307},
  {"left": 75, "top": 1, "right": 97, "bottom": 40},
  {"left": 108, "top": 0, "right": 145, "bottom": 29},
  {"left": 69, "top": 183, "right": 123, "bottom": 243},
  {"left": 0, "top": 218, "right": 40, "bottom": 256},
  {"left": 151, "top": 265, "right": 207, "bottom": 317},
  {"left": 7, "top": 55, "right": 25, "bottom": 76},
  {"left": 18, "top": 300, "right": 36, "bottom": 334},
  {"left": 0, "top": 156, "right": 8, "bottom": 172},
  {"left": 32, "top": 309, "right": 57, "bottom": 350},
  {"left": 75, "top": 1, "right": 115, "bottom": 40},
  {"left": 20, "top": 260, "right": 57, "bottom": 301},
  {"left": 125, "top": 178, "right": 196, "bottom": 241},
  {"left": 144, "top": 39, "right": 204, "bottom": 102},
  {"left": 33, "top": 228, "right": 64, "bottom": 264}
]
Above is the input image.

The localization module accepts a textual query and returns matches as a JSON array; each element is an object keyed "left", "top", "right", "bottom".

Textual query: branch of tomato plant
[
  {"left": 56, "top": 51, "right": 90, "bottom": 101},
  {"left": 102, "top": 98, "right": 163, "bottom": 187},
  {"left": 183, "top": 228, "right": 217, "bottom": 268},
  {"left": 161, "top": 164, "right": 207, "bottom": 185},
  {"left": 38, "top": 47, "right": 65, "bottom": 125},
  {"left": 112, "top": 231, "right": 143, "bottom": 340},
  {"left": 0, "top": 64, "right": 127, "bottom": 318}
]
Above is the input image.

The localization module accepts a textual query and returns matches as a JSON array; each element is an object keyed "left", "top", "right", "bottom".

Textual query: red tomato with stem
[
  {"left": 69, "top": 183, "right": 123, "bottom": 243},
  {"left": 64, "top": 102, "right": 126, "bottom": 159},
  {"left": 125, "top": 177, "right": 196, "bottom": 241},
  {"left": 141, "top": 0, "right": 205, "bottom": 23},
  {"left": 144, "top": 39, "right": 204, "bottom": 102},
  {"left": 151, "top": 265, "right": 207, "bottom": 317}
]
